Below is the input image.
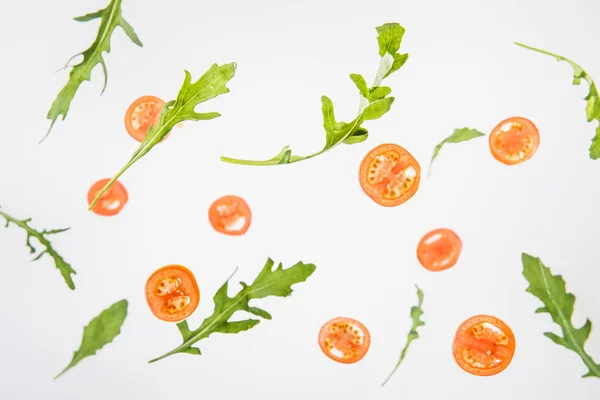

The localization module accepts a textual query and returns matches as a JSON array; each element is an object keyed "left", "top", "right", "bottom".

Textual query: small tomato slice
[
  {"left": 318, "top": 317, "right": 371, "bottom": 364},
  {"left": 489, "top": 116, "right": 539, "bottom": 165},
  {"left": 125, "top": 95, "right": 166, "bottom": 142},
  {"left": 359, "top": 143, "right": 421, "bottom": 207},
  {"left": 208, "top": 195, "right": 252, "bottom": 236},
  {"left": 87, "top": 178, "right": 128, "bottom": 216},
  {"left": 452, "top": 315, "right": 516, "bottom": 376},
  {"left": 145, "top": 265, "right": 200, "bottom": 322},
  {"left": 417, "top": 228, "right": 462, "bottom": 272}
]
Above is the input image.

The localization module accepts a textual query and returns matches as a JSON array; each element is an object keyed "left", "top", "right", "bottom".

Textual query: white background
[{"left": 1, "top": 0, "right": 599, "bottom": 398}]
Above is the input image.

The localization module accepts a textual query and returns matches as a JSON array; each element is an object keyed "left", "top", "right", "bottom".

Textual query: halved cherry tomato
[
  {"left": 359, "top": 143, "right": 421, "bottom": 207},
  {"left": 416, "top": 228, "right": 462, "bottom": 272},
  {"left": 87, "top": 178, "right": 128, "bottom": 216},
  {"left": 145, "top": 265, "right": 200, "bottom": 322},
  {"left": 452, "top": 315, "right": 516, "bottom": 376},
  {"left": 125, "top": 95, "right": 166, "bottom": 142},
  {"left": 489, "top": 117, "right": 539, "bottom": 165},
  {"left": 318, "top": 317, "right": 371, "bottom": 364},
  {"left": 208, "top": 195, "right": 252, "bottom": 236}
]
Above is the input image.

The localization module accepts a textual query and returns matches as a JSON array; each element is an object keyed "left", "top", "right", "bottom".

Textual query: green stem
[
  {"left": 515, "top": 42, "right": 594, "bottom": 87},
  {"left": 148, "top": 345, "right": 188, "bottom": 364}
]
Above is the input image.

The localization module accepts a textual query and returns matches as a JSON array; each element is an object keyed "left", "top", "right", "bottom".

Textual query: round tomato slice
[
  {"left": 417, "top": 228, "right": 462, "bottom": 272},
  {"left": 489, "top": 117, "right": 539, "bottom": 165},
  {"left": 125, "top": 95, "right": 166, "bottom": 142},
  {"left": 359, "top": 143, "right": 421, "bottom": 207},
  {"left": 145, "top": 265, "right": 200, "bottom": 322},
  {"left": 452, "top": 315, "right": 516, "bottom": 376},
  {"left": 208, "top": 195, "right": 252, "bottom": 236},
  {"left": 87, "top": 178, "right": 128, "bottom": 216},
  {"left": 318, "top": 317, "right": 371, "bottom": 364}
]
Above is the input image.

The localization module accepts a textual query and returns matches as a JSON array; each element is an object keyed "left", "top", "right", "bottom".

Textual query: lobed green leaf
[
  {"left": 148, "top": 258, "right": 316, "bottom": 363},
  {"left": 522, "top": 253, "right": 600, "bottom": 378},
  {"left": 43, "top": 0, "right": 142, "bottom": 141},
  {"left": 56, "top": 300, "right": 128, "bottom": 378}
]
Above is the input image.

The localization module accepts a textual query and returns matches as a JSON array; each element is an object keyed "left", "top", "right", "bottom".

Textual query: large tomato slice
[
  {"left": 145, "top": 265, "right": 200, "bottom": 322},
  {"left": 125, "top": 95, "right": 166, "bottom": 142},
  {"left": 452, "top": 315, "right": 516, "bottom": 376},
  {"left": 87, "top": 178, "right": 128, "bottom": 216},
  {"left": 417, "top": 228, "right": 462, "bottom": 272},
  {"left": 318, "top": 317, "right": 371, "bottom": 364},
  {"left": 208, "top": 195, "right": 252, "bottom": 236},
  {"left": 489, "top": 116, "right": 540, "bottom": 165},
  {"left": 359, "top": 143, "right": 421, "bottom": 207}
]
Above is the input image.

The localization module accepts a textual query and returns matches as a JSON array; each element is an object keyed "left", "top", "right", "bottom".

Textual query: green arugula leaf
[
  {"left": 0, "top": 206, "right": 76, "bottom": 289},
  {"left": 88, "top": 63, "right": 236, "bottom": 210},
  {"left": 429, "top": 127, "right": 485, "bottom": 173},
  {"left": 55, "top": 299, "right": 128, "bottom": 379},
  {"left": 43, "top": 0, "right": 142, "bottom": 142},
  {"left": 522, "top": 253, "right": 600, "bottom": 379},
  {"left": 515, "top": 42, "right": 600, "bottom": 159},
  {"left": 148, "top": 258, "right": 316, "bottom": 363},
  {"left": 381, "top": 285, "right": 425, "bottom": 387},
  {"left": 220, "top": 22, "right": 408, "bottom": 166}
]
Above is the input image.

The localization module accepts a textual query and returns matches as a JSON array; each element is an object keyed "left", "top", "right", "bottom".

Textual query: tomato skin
[
  {"left": 359, "top": 143, "right": 421, "bottom": 207},
  {"left": 87, "top": 178, "right": 128, "bottom": 216},
  {"left": 208, "top": 195, "right": 252, "bottom": 236},
  {"left": 125, "top": 95, "right": 166, "bottom": 142},
  {"left": 452, "top": 315, "right": 516, "bottom": 376},
  {"left": 145, "top": 265, "right": 200, "bottom": 323},
  {"left": 489, "top": 116, "right": 540, "bottom": 165},
  {"left": 318, "top": 317, "right": 371, "bottom": 364},
  {"left": 416, "top": 228, "right": 462, "bottom": 272}
]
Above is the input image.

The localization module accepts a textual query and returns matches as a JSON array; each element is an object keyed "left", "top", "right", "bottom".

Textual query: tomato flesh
[
  {"left": 417, "top": 228, "right": 462, "bottom": 271},
  {"left": 360, "top": 143, "right": 421, "bottom": 207},
  {"left": 87, "top": 178, "right": 128, "bottom": 216},
  {"left": 145, "top": 265, "right": 200, "bottom": 322},
  {"left": 208, "top": 195, "right": 252, "bottom": 236},
  {"left": 318, "top": 317, "right": 371, "bottom": 364},
  {"left": 452, "top": 315, "right": 516, "bottom": 376},
  {"left": 489, "top": 117, "right": 539, "bottom": 165},
  {"left": 125, "top": 95, "right": 166, "bottom": 142}
]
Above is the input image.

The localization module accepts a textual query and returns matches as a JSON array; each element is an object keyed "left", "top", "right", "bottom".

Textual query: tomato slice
[
  {"left": 87, "top": 178, "right": 128, "bottom": 216},
  {"left": 208, "top": 195, "right": 252, "bottom": 236},
  {"left": 145, "top": 265, "right": 200, "bottom": 322},
  {"left": 452, "top": 315, "right": 516, "bottom": 376},
  {"left": 489, "top": 117, "right": 540, "bottom": 165},
  {"left": 318, "top": 317, "right": 371, "bottom": 364},
  {"left": 125, "top": 95, "right": 167, "bottom": 142},
  {"left": 416, "top": 228, "right": 462, "bottom": 272},
  {"left": 359, "top": 143, "right": 421, "bottom": 207}
]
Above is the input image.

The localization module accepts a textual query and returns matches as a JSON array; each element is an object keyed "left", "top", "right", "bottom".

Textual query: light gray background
[{"left": 1, "top": 0, "right": 599, "bottom": 398}]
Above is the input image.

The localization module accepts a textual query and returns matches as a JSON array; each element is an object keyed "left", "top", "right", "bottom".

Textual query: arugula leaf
[
  {"left": 55, "top": 299, "right": 128, "bottom": 379},
  {"left": 429, "top": 127, "right": 485, "bottom": 173},
  {"left": 381, "top": 285, "right": 425, "bottom": 387},
  {"left": 0, "top": 206, "right": 76, "bottom": 289},
  {"left": 88, "top": 62, "right": 237, "bottom": 210},
  {"left": 43, "top": 0, "right": 142, "bottom": 142},
  {"left": 515, "top": 42, "right": 600, "bottom": 160},
  {"left": 148, "top": 258, "right": 316, "bottom": 363},
  {"left": 522, "top": 253, "right": 600, "bottom": 379},
  {"left": 220, "top": 22, "right": 408, "bottom": 166}
]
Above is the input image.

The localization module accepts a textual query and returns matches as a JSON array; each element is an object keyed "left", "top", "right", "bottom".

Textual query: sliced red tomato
[
  {"left": 318, "top": 317, "right": 371, "bottom": 364},
  {"left": 489, "top": 117, "right": 539, "bottom": 165},
  {"left": 125, "top": 95, "right": 167, "bottom": 142},
  {"left": 359, "top": 143, "right": 421, "bottom": 207},
  {"left": 452, "top": 315, "right": 516, "bottom": 376},
  {"left": 208, "top": 195, "right": 252, "bottom": 236},
  {"left": 145, "top": 265, "right": 200, "bottom": 322},
  {"left": 87, "top": 178, "right": 128, "bottom": 216},
  {"left": 416, "top": 228, "right": 462, "bottom": 272}
]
